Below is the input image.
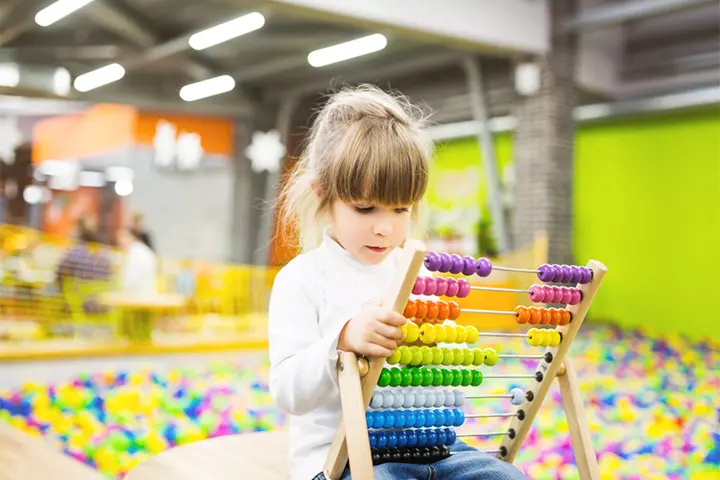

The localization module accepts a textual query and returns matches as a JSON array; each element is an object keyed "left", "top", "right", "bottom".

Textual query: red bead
[{"left": 448, "top": 301, "right": 461, "bottom": 320}]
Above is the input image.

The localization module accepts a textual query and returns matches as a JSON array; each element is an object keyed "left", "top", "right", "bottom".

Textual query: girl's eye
[
  {"left": 354, "top": 206, "right": 375, "bottom": 214},
  {"left": 395, "top": 207, "right": 410, "bottom": 213}
]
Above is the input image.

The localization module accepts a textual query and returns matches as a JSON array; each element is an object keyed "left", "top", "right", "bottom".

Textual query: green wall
[{"left": 433, "top": 109, "right": 720, "bottom": 341}]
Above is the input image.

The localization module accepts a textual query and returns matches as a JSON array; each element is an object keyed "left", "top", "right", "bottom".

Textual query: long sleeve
[{"left": 268, "top": 262, "right": 346, "bottom": 416}]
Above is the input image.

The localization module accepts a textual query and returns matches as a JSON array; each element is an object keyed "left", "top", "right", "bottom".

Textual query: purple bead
[
  {"left": 570, "top": 289, "right": 582, "bottom": 305},
  {"left": 424, "top": 252, "right": 441, "bottom": 272},
  {"left": 439, "top": 253, "right": 453, "bottom": 273},
  {"left": 434, "top": 277, "right": 448, "bottom": 296},
  {"left": 424, "top": 277, "right": 437, "bottom": 296},
  {"left": 449, "top": 254, "right": 464, "bottom": 274},
  {"left": 537, "top": 264, "right": 554, "bottom": 282},
  {"left": 570, "top": 266, "right": 583, "bottom": 285},
  {"left": 580, "top": 267, "right": 593, "bottom": 284},
  {"left": 457, "top": 279, "right": 471, "bottom": 298},
  {"left": 561, "top": 265, "right": 573, "bottom": 283},
  {"left": 445, "top": 278, "right": 459, "bottom": 297},
  {"left": 412, "top": 277, "right": 426, "bottom": 295},
  {"left": 551, "top": 265, "right": 563, "bottom": 282},
  {"left": 528, "top": 285, "right": 544, "bottom": 303},
  {"left": 560, "top": 287, "right": 573, "bottom": 305},
  {"left": 475, "top": 258, "right": 493, "bottom": 277},
  {"left": 462, "top": 256, "right": 476, "bottom": 276}
]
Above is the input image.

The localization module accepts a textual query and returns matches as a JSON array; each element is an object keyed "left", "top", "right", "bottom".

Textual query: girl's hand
[{"left": 337, "top": 304, "right": 406, "bottom": 357}]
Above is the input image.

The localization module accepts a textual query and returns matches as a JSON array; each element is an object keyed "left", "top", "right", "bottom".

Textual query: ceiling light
[
  {"left": 180, "top": 75, "right": 235, "bottom": 102},
  {"left": 53, "top": 67, "right": 71, "bottom": 96},
  {"left": 35, "top": 0, "right": 96, "bottom": 27},
  {"left": 114, "top": 179, "right": 133, "bottom": 196},
  {"left": 73, "top": 63, "right": 125, "bottom": 92},
  {"left": 188, "top": 12, "right": 265, "bottom": 51},
  {"left": 0, "top": 63, "right": 20, "bottom": 88},
  {"left": 308, "top": 34, "right": 387, "bottom": 68}
]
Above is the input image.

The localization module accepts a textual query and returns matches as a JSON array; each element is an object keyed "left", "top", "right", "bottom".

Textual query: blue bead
[
  {"left": 425, "top": 410, "right": 436, "bottom": 428},
  {"left": 414, "top": 410, "right": 426, "bottom": 428},
  {"left": 369, "top": 432, "right": 377, "bottom": 448},
  {"left": 397, "top": 431, "right": 408, "bottom": 447},
  {"left": 386, "top": 431, "right": 398, "bottom": 448},
  {"left": 384, "top": 411, "right": 395, "bottom": 428},
  {"left": 427, "top": 430, "right": 438, "bottom": 446},
  {"left": 405, "top": 410, "right": 416, "bottom": 428},
  {"left": 444, "top": 409, "right": 454, "bottom": 427},
  {"left": 417, "top": 430, "right": 428, "bottom": 446},
  {"left": 454, "top": 409, "right": 465, "bottom": 427},
  {"left": 373, "top": 411, "right": 384, "bottom": 429},
  {"left": 407, "top": 430, "right": 418, "bottom": 447},
  {"left": 437, "top": 429, "right": 447, "bottom": 445},
  {"left": 377, "top": 431, "right": 388, "bottom": 449},
  {"left": 434, "top": 409, "right": 446, "bottom": 427},
  {"left": 394, "top": 410, "right": 405, "bottom": 429},
  {"left": 366, "top": 412, "right": 374, "bottom": 429},
  {"left": 446, "top": 428, "right": 456, "bottom": 445}
]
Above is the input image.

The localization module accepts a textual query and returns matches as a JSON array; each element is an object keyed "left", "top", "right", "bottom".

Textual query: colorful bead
[
  {"left": 442, "top": 348, "right": 454, "bottom": 365},
  {"left": 434, "top": 391, "right": 445, "bottom": 408},
  {"left": 529, "top": 307, "right": 542, "bottom": 325},
  {"left": 454, "top": 325, "right": 468, "bottom": 343},
  {"left": 437, "top": 301, "right": 450, "bottom": 321},
  {"left": 449, "top": 254, "right": 464, "bottom": 274},
  {"left": 419, "top": 324, "right": 436, "bottom": 345},
  {"left": 550, "top": 331, "right": 561, "bottom": 347},
  {"left": 559, "top": 310, "right": 571, "bottom": 326},
  {"left": 537, "top": 264, "right": 554, "bottom": 282},
  {"left": 434, "top": 325, "right": 446, "bottom": 343},
  {"left": 420, "top": 346, "right": 434, "bottom": 365},
  {"left": 403, "top": 300, "right": 417, "bottom": 318},
  {"left": 424, "top": 252, "right": 441, "bottom": 271},
  {"left": 560, "top": 287, "right": 573, "bottom": 305},
  {"left": 461, "top": 256, "right": 476, "bottom": 276},
  {"left": 378, "top": 369, "right": 391, "bottom": 387},
  {"left": 434, "top": 277, "right": 448, "bottom": 296},
  {"left": 561, "top": 265, "right": 573, "bottom": 283},
  {"left": 403, "top": 392, "right": 415, "bottom": 408},
  {"left": 410, "top": 347, "right": 423, "bottom": 366},
  {"left": 439, "top": 253, "right": 453, "bottom": 273},
  {"left": 431, "top": 347, "right": 444, "bottom": 365},
  {"left": 471, "top": 370, "right": 483, "bottom": 387},
  {"left": 462, "top": 349, "right": 474, "bottom": 366},
  {"left": 424, "top": 278, "right": 437, "bottom": 296},
  {"left": 570, "top": 289, "right": 582, "bottom": 305},
  {"left": 370, "top": 392, "right": 383, "bottom": 408},
  {"left": 542, "top": 286, "right": 555, "bottom": 303},
  {"left": 401, "top": 368, "right": 413, "bottom": 386},
  {"left": 416, "top": 301, "right": 428, "bottom": 320},
  {"left": 475, "top": 258, "right": 493, "bottom": 277},
  {"left": 412, "top": 277, "right": 426, "bottom": 295},
  {"left": 580, "top": 267, "right": 593, "bottom": 284},
  {"left": 390, "top": 368, "right": 402, "bottom": 387},
  {"left": 472, "top": 349, "right": 485, "bottom": 366},
  {"left": 452, "top": 350, "right": 465, "bottom": 366},
  {"left": 529, "top": 284, "right": 544, "bottom": 303},
  {"left": 387, "top": 349, "right": 401, "bottom": 365},
  {"left": 452, "top": 370, "right": 463, "bottom": 387},
  {"left": 457, "top": 279, "right": 471, "bottom": 298},
  {"left": 551, "top": 286, "right": 564, "bottom": 304},
  {"left": 393, "top": 391, "right": 404, "bottom": 409},
  {"left": 483, "top": 348, "right": 498, "bottom": 366},
  {"left": 465, "top": 325, "right": 479, "bottom": 344},
  {"left": 570, "top": 265, "right": 583, "bottom": 284},
  {"left": 404, "top": 322, "right": 419, "bottom": 343},
  {"left": 398, "top": 346, "right": 412, "bottom": 365},
  {"left": 551, "top": 265, "right": 563, "bottom": 282},
  {"left": 515, "top": 306, "right": 530, "bottom": 324},
  {"left": 425, "top": 301, "right": 439, "bottom": 321},
  {"left": 445, "top": 278, "right": 459, "bottom": 297},
  {"left": 527, "top": 328, "right": 539, "bottom": 346},
  {"left": 453, "top": 390, "right": 464, "bottom": 407},
  {"left": 448, "top": 301, "right": 461, "bottom": 320},
  {"left": 510, "top": 388, "right": 525, "bottom": 406},
  {"left": 540, "top": 309, "right": 552, "bottom": 325},
  {"left": 383, "top": 391, "right": 395, "bottom": 408}
]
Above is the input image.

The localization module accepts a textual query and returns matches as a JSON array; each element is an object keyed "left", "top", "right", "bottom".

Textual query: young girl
[{"left": 268, "top": 85, "right": 529, "bottom": 480}]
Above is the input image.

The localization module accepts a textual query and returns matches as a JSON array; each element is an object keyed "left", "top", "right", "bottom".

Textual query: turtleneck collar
[{"left": 319, "top": 228, "right": 395, "bottom": 272}]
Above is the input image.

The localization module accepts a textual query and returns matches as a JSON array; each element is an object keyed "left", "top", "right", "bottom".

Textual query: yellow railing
[{"left": 0, "top": 224, "right": 278, "bottom": 348}]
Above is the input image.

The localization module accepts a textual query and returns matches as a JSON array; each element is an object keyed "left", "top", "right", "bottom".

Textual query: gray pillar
[
  {"left": 229, "top": 119, "right": 255, "bottom": 264},
  {"left": 512, "top": 0, "right": 578, "bottom": 264}
]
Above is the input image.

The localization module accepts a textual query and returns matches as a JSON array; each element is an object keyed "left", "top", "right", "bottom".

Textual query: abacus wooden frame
[{"left": 322, "top": 243, "right": 607, "bottom": 480}]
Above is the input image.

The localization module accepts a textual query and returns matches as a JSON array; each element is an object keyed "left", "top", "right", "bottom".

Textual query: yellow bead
[
  {"left": 444, "top": 325, "right": 457, "bottom": 343},
  {"left": 472, "top": 348, "right": 485, "bottom": 366},
  {"left": 399, "top": 324, "right": 407, "bottom": 341},
  {"left": 462, "top": 349, "right": 474, "bottom": 366},
  {"left": 483, "top": 347, "right": 498, "bottom": 366},
  {"left": 452, "top": 349, "right": 464, "bottom": 365},
  {"left": 434, "top": 324, "right": 446, "bottom": 343},
  {"left": 454, "top": 325, "right": 467, "bottom": 343},
  {"left": 442, "top": 348, "right": 454, "bottom": 365},
  {"left": 405, "top": 322, "right": 419, "bottom": 343},
  {"left": 527, "top": 328, "right": 538, "bottom": 347},
  {"left": 550, "top": 330, "right": 561, "bottom": 347},
  {"left": 419, "top": 323, "right": 436, "bottom": 345},
  {"left": 464, "top": 326, "right": 479, "bottom": 344},
  {"left": 542, "top": 330, "right": 553, "bottom": 347}
]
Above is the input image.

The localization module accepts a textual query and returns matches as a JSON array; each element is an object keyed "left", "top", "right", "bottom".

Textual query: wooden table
[
  {"left": 126, "top": 430, "right": 290, "bottom": 480},
  {"left": 0, "top": 422, "right": 104, "bottom": 480},
  {"left": 100, "top": 292, "right": 187, "bottom": 342}
]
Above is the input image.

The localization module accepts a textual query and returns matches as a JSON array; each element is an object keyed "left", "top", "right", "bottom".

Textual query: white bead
[
  {"left": 510, "top": 387, "right": 525, "bottom": 406},
  {"left": 414, "top": 390, "right": 426, "bottom": 408},
  {"left": 403, "top": 391, "right": 415, "bottom": 408},
  {"left": 370, "top": 392, "right": 383, "bottom": 409},
  {"left": 424, "top": 390, "right": 436, "bottom": 408},
  {"left": 382, "top": 390, "right": 394, "bottom": 408},
  {"left": 454, "top": 390, "right": 465, "bottom": 407},
  {"left": 444, "top": 390, "right": 455, "bottom": 407},
  {"left": 434, "top": 390, "right": 445, "bottom": 407},
  {"left": 393, "top": 391, "right": 404, "bottom": 409}
]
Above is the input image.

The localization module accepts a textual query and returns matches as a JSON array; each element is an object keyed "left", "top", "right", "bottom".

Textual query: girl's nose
[{"left": 374, "top": 218, "right": 393, "bottom": 237}]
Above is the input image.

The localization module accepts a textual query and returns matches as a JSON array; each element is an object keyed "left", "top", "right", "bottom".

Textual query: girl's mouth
[{"left": 367, "top": 246, "right": 388, "bottom": 253}]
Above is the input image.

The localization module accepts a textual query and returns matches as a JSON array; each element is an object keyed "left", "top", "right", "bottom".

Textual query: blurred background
[{"left": 0, "top": 0, "right": 717, "bottom": 479}]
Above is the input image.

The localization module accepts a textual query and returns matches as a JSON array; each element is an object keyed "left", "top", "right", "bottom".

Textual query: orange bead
[
  {"left": 415, "top": 300, "right": 428, "bottom": 320},
  {"left": 550, "top": 308, "right": 562, "bottom": 326},
  {"left": 528, "top": 307, "right": 542, "bottom": 325},
  {"left": 540, "top": 308, "right": 552, "bottom": 325},
  {"left": 425, "top": 300, "right": 439, "bottom": 321},
  {"left": 447, "top": 301, "right": 461, "bottom": 320},
  {"left": 559, "top": 310, "right": 571, "bottom": 326},
  {"left": 437, "top": 301, "right": 450, "bottom": 321},
  {"left": 403, "top": 300, "right": 418, "bottom": 319},
  {"left": 515, "top": 306, "right": 530, "bottom": 324}
]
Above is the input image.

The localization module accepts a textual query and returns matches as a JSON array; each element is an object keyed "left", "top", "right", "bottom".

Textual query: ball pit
[{"left": 0, "top": 324, "right": 718, "bottom": 479}]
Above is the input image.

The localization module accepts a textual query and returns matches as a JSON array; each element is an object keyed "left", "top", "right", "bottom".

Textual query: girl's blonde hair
[{"left": 279, "top": 84, "right": 433, "bottom": 251}]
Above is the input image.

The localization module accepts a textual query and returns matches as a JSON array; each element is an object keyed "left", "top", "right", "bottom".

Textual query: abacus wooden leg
[
  {"left": 557, "top": 357, "right": 601, "bottom": 480},
  {"left": 337, "top": 351, "right": 373, "bottom": 479}
]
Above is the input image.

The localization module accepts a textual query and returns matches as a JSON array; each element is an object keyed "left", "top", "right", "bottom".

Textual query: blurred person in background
[
  {"left": 117, "top": 227, "right": 157, "bottom": 295},
  {"left": 131, "top": 212, "right": 155, "bottom": 252}
]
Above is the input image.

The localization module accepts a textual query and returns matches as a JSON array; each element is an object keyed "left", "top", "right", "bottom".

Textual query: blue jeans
[{"left": 314, "top": 441, "right": 529, "bottom": 480}]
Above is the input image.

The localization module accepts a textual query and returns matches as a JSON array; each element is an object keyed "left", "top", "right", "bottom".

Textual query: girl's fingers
[
  {"left": 377, "top": 310, "right": 406, "bottom": 327},
  {"left": 375, "top": 322, "right": 403, "bottom": 341},
  {"left": 370, "top": 332, "right": 399, "bottom": 352},
  {"left": 363, "top": 344, "right": 394, "bottom": 358}
]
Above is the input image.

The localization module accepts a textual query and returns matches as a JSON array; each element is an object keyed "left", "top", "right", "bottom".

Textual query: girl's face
[{"left": 329, "top": 199, "right": 413, "bottom": 265}]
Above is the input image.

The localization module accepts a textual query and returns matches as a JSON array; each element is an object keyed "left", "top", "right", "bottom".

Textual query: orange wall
[{"left": 134, "top": 113, "right": 234, "bottom": 157}]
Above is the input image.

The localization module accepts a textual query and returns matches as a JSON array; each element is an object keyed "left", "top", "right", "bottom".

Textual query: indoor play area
[{"left": 0, "top": 1, "right": 718, "bottom": 479}]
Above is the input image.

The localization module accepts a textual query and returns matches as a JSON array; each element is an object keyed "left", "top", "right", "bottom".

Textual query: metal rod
[
  {"left": 481, "top": 449, "right": 503, "bottom": 455},
  {"left": 477, "top": 332, "right": 527, "bottom": 338},
  {"left": 457, "top": 431, "right": 510, "bottom": 438},
  {"left": 493, "top": 266, "right": 540, "bottom": 274},
  {"left": 464, "top": 309, "right": 517, "bottom": 316},
  {"left": 465, "top": 394, "right": 512, "bottom": 399},
  {"left": 470, "top": 286, "right": 529, "bottom": 294},
  {"left": 498, "top": 354, "right": 544, "bottom": 359},
  {"left": 466, "top": 413, "right": 518, "bottom": 419},
  {"left": 484, "top": 374, "right": 536, "bottom": 379}
]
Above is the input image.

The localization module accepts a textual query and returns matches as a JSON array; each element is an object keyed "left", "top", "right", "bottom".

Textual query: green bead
[
  {"left": 442, "top": 369, "right": 454, "bottom": 386},
  {"left": 462, "top": 349, "right": 474, "bottom": 366},
  {"left": 387, "top": 349, "right": 401, "bottom": 365},
  {"left": 390, "top": 367, "right": 403, "bottom": 387},
  {"left": 461, "top": 369, "right": 472, "bottom": 386},
  {"left": 472, "top": 349, "right": 485, "bottom": 366},
  {"left": 471, "top": 369, "right": 483, "bottom": 387},
  {"left": 442, "top": 348, "right": 454, "bottom": 365},
  {"left": 483, "top": 348, "right": 499, "bottom": 366},
  {"left": 432, "top": 369, "right": 443, "bottom": 386},
  {"left": 432, "top": 347, "right": 444, "bottom": 365},
  {"left": 452, "top": 349, "right": 465, "bottom": 366},
  {"left": 411, "top": 368, "right": 423, "bottom": 386},
  {"left": 378, "top": 369, "right": 391, "bottom": 387},
  {"left": 401, "top": 368, "right": 413, "bottom": 387},
  {"left": 410, "top": 346, "right": 423, "bottom": 366},
  {"left": 420, "top": 346, "right": 433, "bottom": 366},
  {"left": 452, "top": 369, "right": 463, "bottom": 387},
  {"left": 422, "top": 369, "right": 434, "bottom": 386},
  {"left": 399, "top": 346, "right": 413, "bottom": 365}
]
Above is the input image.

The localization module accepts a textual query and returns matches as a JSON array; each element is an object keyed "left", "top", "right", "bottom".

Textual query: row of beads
[
  {"left": 388, "top": 345, "right": 498, "bottom": 367},
  {"left": 528, "top": 285, "right": 581, "bottom": 304},
  {"left": 373, "top": 446, "right": 451, "bottom": 466},
  {"left": 401, "top": 323, "right": 479, "bottom": 345},
  {"left": 370, "top": 429, "right": 457, "bottom": 450},
  {"left": 413, "top": 276, "right": 472, "bottom": 298},
  {"left": 515, "top": 306, "right": 572, "bottom": 326},
  {"left": 370, "top": 388, "right": 467, "bottom": 409},
  {"left": 378, "top": 367, "right": 484, "bottom": 388},
  {"left": 424, "top": 253, "right": 492, "bottom": 276},
  {"left": 403, "top": 299, "right": 460, "bottom": 321},
  {"left": 367, "top": 408, "right": 465, "bottom": 430},
  {"left": 527, "top": 328, "right": 561, "bottom": 347},
  {"left": 537, "top": 264, "right": 592, "bottom": 284}
]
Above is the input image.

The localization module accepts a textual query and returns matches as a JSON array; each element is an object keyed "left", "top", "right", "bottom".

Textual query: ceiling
[{"left": 0, "top": 0, "right": 717, "bottom": 123}]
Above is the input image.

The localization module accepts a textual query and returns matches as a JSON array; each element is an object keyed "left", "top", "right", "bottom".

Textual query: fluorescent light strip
[
  {"left": 73, "top": 63, "right": 125, "bottom": 92},
  {"left": 180, "top": 75, "right": 236, "bottom": 102},
  {"left": 308, "top": 33, "right": 387, "bottom": 67},
  {"left": 0, "top": 63, "right": 19, "bottom": 87},
  {"left": 188, "top": 12, "right": 265, "bottom": 50},
  {"left": 35, "top": 0, "right": 96, "bottom": 27}
]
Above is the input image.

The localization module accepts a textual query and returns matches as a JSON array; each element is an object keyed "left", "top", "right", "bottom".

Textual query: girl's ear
[{"left": 311, "top": 181, "right": 322, "bottom": 201}]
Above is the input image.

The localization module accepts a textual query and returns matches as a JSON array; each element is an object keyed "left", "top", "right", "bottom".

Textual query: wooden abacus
[{"left": 322, "top": 240, "right": 607, "bottom": 480}]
